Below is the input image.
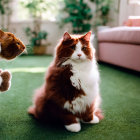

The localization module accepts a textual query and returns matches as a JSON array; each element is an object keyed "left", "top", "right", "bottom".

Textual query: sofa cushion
[
  {"left": 98, "top": 42, "right": 140, "bottom": 71},
  {"left": 124, "top": 18, "right": 140, "bottom": 27},
  {"left": 98, "top": 26, "right": 140, "bottom": 45}
]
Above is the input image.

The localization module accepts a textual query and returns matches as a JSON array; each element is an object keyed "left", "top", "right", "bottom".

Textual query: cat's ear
[
  {"left": 63, "top": 32, "right": 71, "bottom": 41},
  {"left": 82, "top": 31, "right": 92, "bottom": 41},
  {"left": 0, "top": 30, "right": 5, "bottom": 38}
]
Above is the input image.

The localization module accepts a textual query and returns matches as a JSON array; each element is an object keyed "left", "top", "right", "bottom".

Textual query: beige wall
[
  {"left": 119, "top": 0, "right": 140, "bottom": 25},
  {"left": 108, "top": 0, "right": 120, "bottom": 27},
  {"left": 9, "top": 21, "right": 72, "bottom": 55},
  {"left": 104, "top": 0, "right": 140, "bottom": 26},
  {"left": 1, "top": 0, "right": 140, "bottom": 54}
]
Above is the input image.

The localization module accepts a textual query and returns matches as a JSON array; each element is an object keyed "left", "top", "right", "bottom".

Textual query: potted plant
[
  {"left": 90, "top": 0, "right": 112, "bottom": 58},
  {"left": 62, "top": 0, "right": 93, "bottom": 34},
  {"left": 21, "top": 0, "right": 49, "bottom": 54},
  {"left": 90, "top": 0, "right": 112, "bottom": 26},
  {"left": 25, "top": 27, "right": 48, "bottom": 55},
  {"left": 0, "top": 0, "right": 13, "bottom": 31}
]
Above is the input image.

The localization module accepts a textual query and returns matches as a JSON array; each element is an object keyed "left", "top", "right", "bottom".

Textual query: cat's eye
[
  {"left": 82, "top": 46, "right": 87, "bottom": 51},
  {"left": 71, "top": 45, "right": 76, "bottom": 50}
]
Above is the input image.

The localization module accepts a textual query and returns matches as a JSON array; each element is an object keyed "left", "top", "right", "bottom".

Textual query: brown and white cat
[
  {"left": 0, "top": 29, "right": 26, "bottom": 92},
  {"left": 28, "top": 31, "right": 103, "bottom": 132}
]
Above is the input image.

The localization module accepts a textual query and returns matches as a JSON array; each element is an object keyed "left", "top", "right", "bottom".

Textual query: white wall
[
  {"left": 1, "top": 0, "right": 140, "bottom": 55},
  {"left": 119, "top": 0, "right": 140, "bottom": 25},
  {"left": 9, "top": 21, "right": 72, "bottom": 54}
]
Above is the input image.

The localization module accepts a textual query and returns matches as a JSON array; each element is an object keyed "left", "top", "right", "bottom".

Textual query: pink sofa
[{"left": 98, "top": 27, "right": 140, "bottom": 72}]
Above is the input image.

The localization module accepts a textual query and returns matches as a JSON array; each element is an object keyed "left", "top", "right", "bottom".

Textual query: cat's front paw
[
  {"left": 90, "top": 115, "right": 99, "bottom": 124},
  {"left": 0, "top": 70, "right": 11, "bottom": 92},
  {"left": 65, "top": 123, "right": 81, "bottom": 132}
]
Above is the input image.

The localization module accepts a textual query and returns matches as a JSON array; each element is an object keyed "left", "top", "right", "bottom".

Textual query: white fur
[
  {"left": 7, "top": 70, "right": 12, "bottom": 90},
  {"left": 82, "top": 114, "right": 99, "bottom": 124},
  {"left": 63, "top": 40, "right": 100, "bottom": 115},
  {"left": 71, "top": 41, "right": 86, "bottom": 61},
  {"left": 0, "top": 76, "right": 3, "bottom": 86},
  {"left": 70, "top": 75, "right": 81, "bottom": 90},
  {"left": 65, "top": 123, "right": 81, "bottom": 132},
  {"left": 93, "top": 94, "right": 101, "bottom": 113},
  {"left": 90, "top": 115, "right": 99, "bottom": 124}
]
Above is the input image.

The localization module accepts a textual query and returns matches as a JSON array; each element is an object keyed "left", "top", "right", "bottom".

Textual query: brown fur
[
  {"left": 0, "top": 70, "right": 11, "bottom": 92},
  {"left": 0, "top": 29, "right": 26, "bottom": 92},
  {"left": 0, "top": 30, "right": 25, "bottom": 60},
  {"left": 28, "top": 32, "right": 103, "bottom": 126}
]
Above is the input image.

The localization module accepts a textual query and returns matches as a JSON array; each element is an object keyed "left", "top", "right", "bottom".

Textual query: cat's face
[
  {"left": 0, "top": 30, "right": 25, "bottom": 60},
  {"left": 56, "top": 31, "right": 94, "bottom": 63}
]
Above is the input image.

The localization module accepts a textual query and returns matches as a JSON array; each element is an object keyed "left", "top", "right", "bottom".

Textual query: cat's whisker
[
  {"left": 26, "top": 46, "right": 31, "bottom": 48},
  {"left": 56, "top": 57, "right": 70, "bottom": 67},
  {"left": 56, "top": 57, "right": 69, "bottom": 62},
  {"left": 23, "top": 48, "right": 28, "bottom": 54},
  {"left": 60, "top": 56, "right": 70, "bottom": 61}
]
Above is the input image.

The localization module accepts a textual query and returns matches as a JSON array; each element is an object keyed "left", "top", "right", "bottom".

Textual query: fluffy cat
[
  {"left": 28, "top": 31, "right": 103, "bottom": 132},
  {"left": 0, "top": 29, "right": 26, "bottom": 92},
  {"left": 0, "top": 29, "right": 25, "bottom": 60}
]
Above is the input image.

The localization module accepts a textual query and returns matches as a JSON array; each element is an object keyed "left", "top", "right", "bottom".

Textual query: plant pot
[{"left": 33, "top": 45, "right": 47, "bottom": 55}]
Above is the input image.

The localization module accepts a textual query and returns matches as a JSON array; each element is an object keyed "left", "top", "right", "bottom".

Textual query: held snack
[{"left": 0, "top": 69, "right": 11, "bottom": 92}]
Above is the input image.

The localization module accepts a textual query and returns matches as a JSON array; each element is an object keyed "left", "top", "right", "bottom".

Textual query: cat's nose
[
  {"left": 22, "top": 45, "right": 25, "bottom": 49},
  {"left": 77, "top": 54, "right": 81, "bottom": 57},
  {"left": 21, "top": 45, "right": 25, "bottom": 50}
]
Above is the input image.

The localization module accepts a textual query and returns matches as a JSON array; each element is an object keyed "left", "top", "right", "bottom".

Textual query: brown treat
[{"left": 0, "top": 71, "right": 11, "bottom": 92}]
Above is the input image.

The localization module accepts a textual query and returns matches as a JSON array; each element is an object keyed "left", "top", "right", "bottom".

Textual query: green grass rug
[{"left": 0, "top": 56, "right": 140, "bottom": 140}]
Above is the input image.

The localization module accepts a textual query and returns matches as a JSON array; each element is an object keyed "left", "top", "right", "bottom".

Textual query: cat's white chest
[{"left": 63, "top": 60, "right": 99, "bottom": 114}]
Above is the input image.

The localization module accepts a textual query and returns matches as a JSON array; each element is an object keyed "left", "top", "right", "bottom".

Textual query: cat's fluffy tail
[
  {"left": 28, "top": 106, "right": 35, "bottom": 115},
  {"left": 95, "top": 108, "right": 104, "bottom": 120},
  {"left": 28, "top": 84, "right": 46, "bottom": 119},
  {"left": 94, "top": 94, "right": 104, "bottom": 120}
]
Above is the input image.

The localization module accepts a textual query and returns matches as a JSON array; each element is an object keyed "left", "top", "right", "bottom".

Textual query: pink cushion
[
  {"left": 98, "top": 27, "right": 140, "bottom": 45},
  {"left": 124, "top": 18, "right": 140, "bottom": 27},
  {"left": 98, "top": 42, "right": 140, "bottom": 72}
]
